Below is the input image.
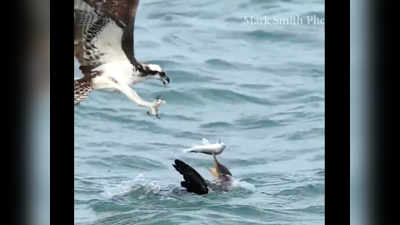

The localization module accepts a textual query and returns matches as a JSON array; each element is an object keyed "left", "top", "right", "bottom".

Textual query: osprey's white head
[
  {"left": 137, "top": 63, "right": 170, "bottom": 86},
  {"left": 147, "top": 64, "right": 163, "bottom": 72}
]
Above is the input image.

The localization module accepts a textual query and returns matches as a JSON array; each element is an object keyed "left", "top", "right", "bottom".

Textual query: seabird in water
[
  {"left": 74, "top": 0, "right": 170, "bottom": 118},
  {"left": 172, "top": 153, "right": 232, "bottom": 195}
]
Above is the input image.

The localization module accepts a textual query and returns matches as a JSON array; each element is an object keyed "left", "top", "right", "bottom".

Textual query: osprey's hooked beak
[{"left": 159, "top": 72, "right": 170, "bottom": 86}]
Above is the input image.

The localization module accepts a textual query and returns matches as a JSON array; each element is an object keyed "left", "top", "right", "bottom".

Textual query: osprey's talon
[
  {"left": 147, "top": 111, "right": 161, "bottom": 119},
  {"left": 146, "top": 97, "right": 165, "bottom": 119}
]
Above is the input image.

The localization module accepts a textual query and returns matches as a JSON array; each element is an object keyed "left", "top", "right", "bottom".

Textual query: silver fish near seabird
[{"left": 183, "top": 138, "right": 226, "bottom": 155}]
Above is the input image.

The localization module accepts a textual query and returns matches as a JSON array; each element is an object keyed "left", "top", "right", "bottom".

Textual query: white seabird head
[{"left": 138, "top": 63, "right": 170, "bottom": 86}]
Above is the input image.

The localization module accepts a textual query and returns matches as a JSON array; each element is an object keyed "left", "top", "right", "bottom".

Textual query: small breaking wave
[{"left": 230, "top": 177, "right": 256, "bottom": 192}]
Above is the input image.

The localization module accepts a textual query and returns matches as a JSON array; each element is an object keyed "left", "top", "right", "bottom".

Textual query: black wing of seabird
[{"left": 173, "top": 159, "right": 208, "bottom": 195}]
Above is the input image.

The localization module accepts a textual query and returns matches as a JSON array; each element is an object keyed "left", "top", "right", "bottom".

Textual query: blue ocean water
[{"left": 74, "top": 0, "right": 325, "bottom": 224}]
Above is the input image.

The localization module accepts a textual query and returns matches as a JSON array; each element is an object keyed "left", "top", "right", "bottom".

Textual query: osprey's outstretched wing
[
  {"left": 173, "top": 159, "right": 209, "bottom": 195},
  {"left": 74, "top": 0, "right": 140, "bottom": 104},
  {"left": 74, "top": 0, "right": 139, "bottom": 77},
  {"left": 83, "top": 0, "right": 139, "bottom": 65}
]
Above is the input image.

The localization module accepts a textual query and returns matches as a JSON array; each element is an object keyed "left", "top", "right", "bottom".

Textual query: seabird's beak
[
  {"left": 160, "top": 72, "right": 170, "bottom": 86},
  {"left": 209, "top": 153, "right": 232, "bottom": 181}
]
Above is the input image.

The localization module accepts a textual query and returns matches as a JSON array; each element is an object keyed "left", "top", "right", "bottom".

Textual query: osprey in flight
[{"left": 74, "top": 0, "right": 170, "bottom": 118}]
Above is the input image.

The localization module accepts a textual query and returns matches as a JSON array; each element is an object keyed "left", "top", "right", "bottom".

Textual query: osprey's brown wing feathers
[
  {"left": 74, "top": 0, "right": 139, "bottom": 77},
  {"left": 81, "top": 0, "right": 138, "bottom": 27},
  {"left": 74, "top": 77, "right": 93, "bottom": 105}
]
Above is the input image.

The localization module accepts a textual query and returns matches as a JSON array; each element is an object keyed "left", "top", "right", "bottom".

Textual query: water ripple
[{"left": 194, "top": 88, "right": 274, "bottom": 105}]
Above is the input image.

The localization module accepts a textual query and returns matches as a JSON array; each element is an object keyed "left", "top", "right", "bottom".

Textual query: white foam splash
[
  {"left": 230, "top": 177, "right": 256, "bottom": 192},
  {"left": 101, "top": 174, "right": 163, "bottom": 198}
]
